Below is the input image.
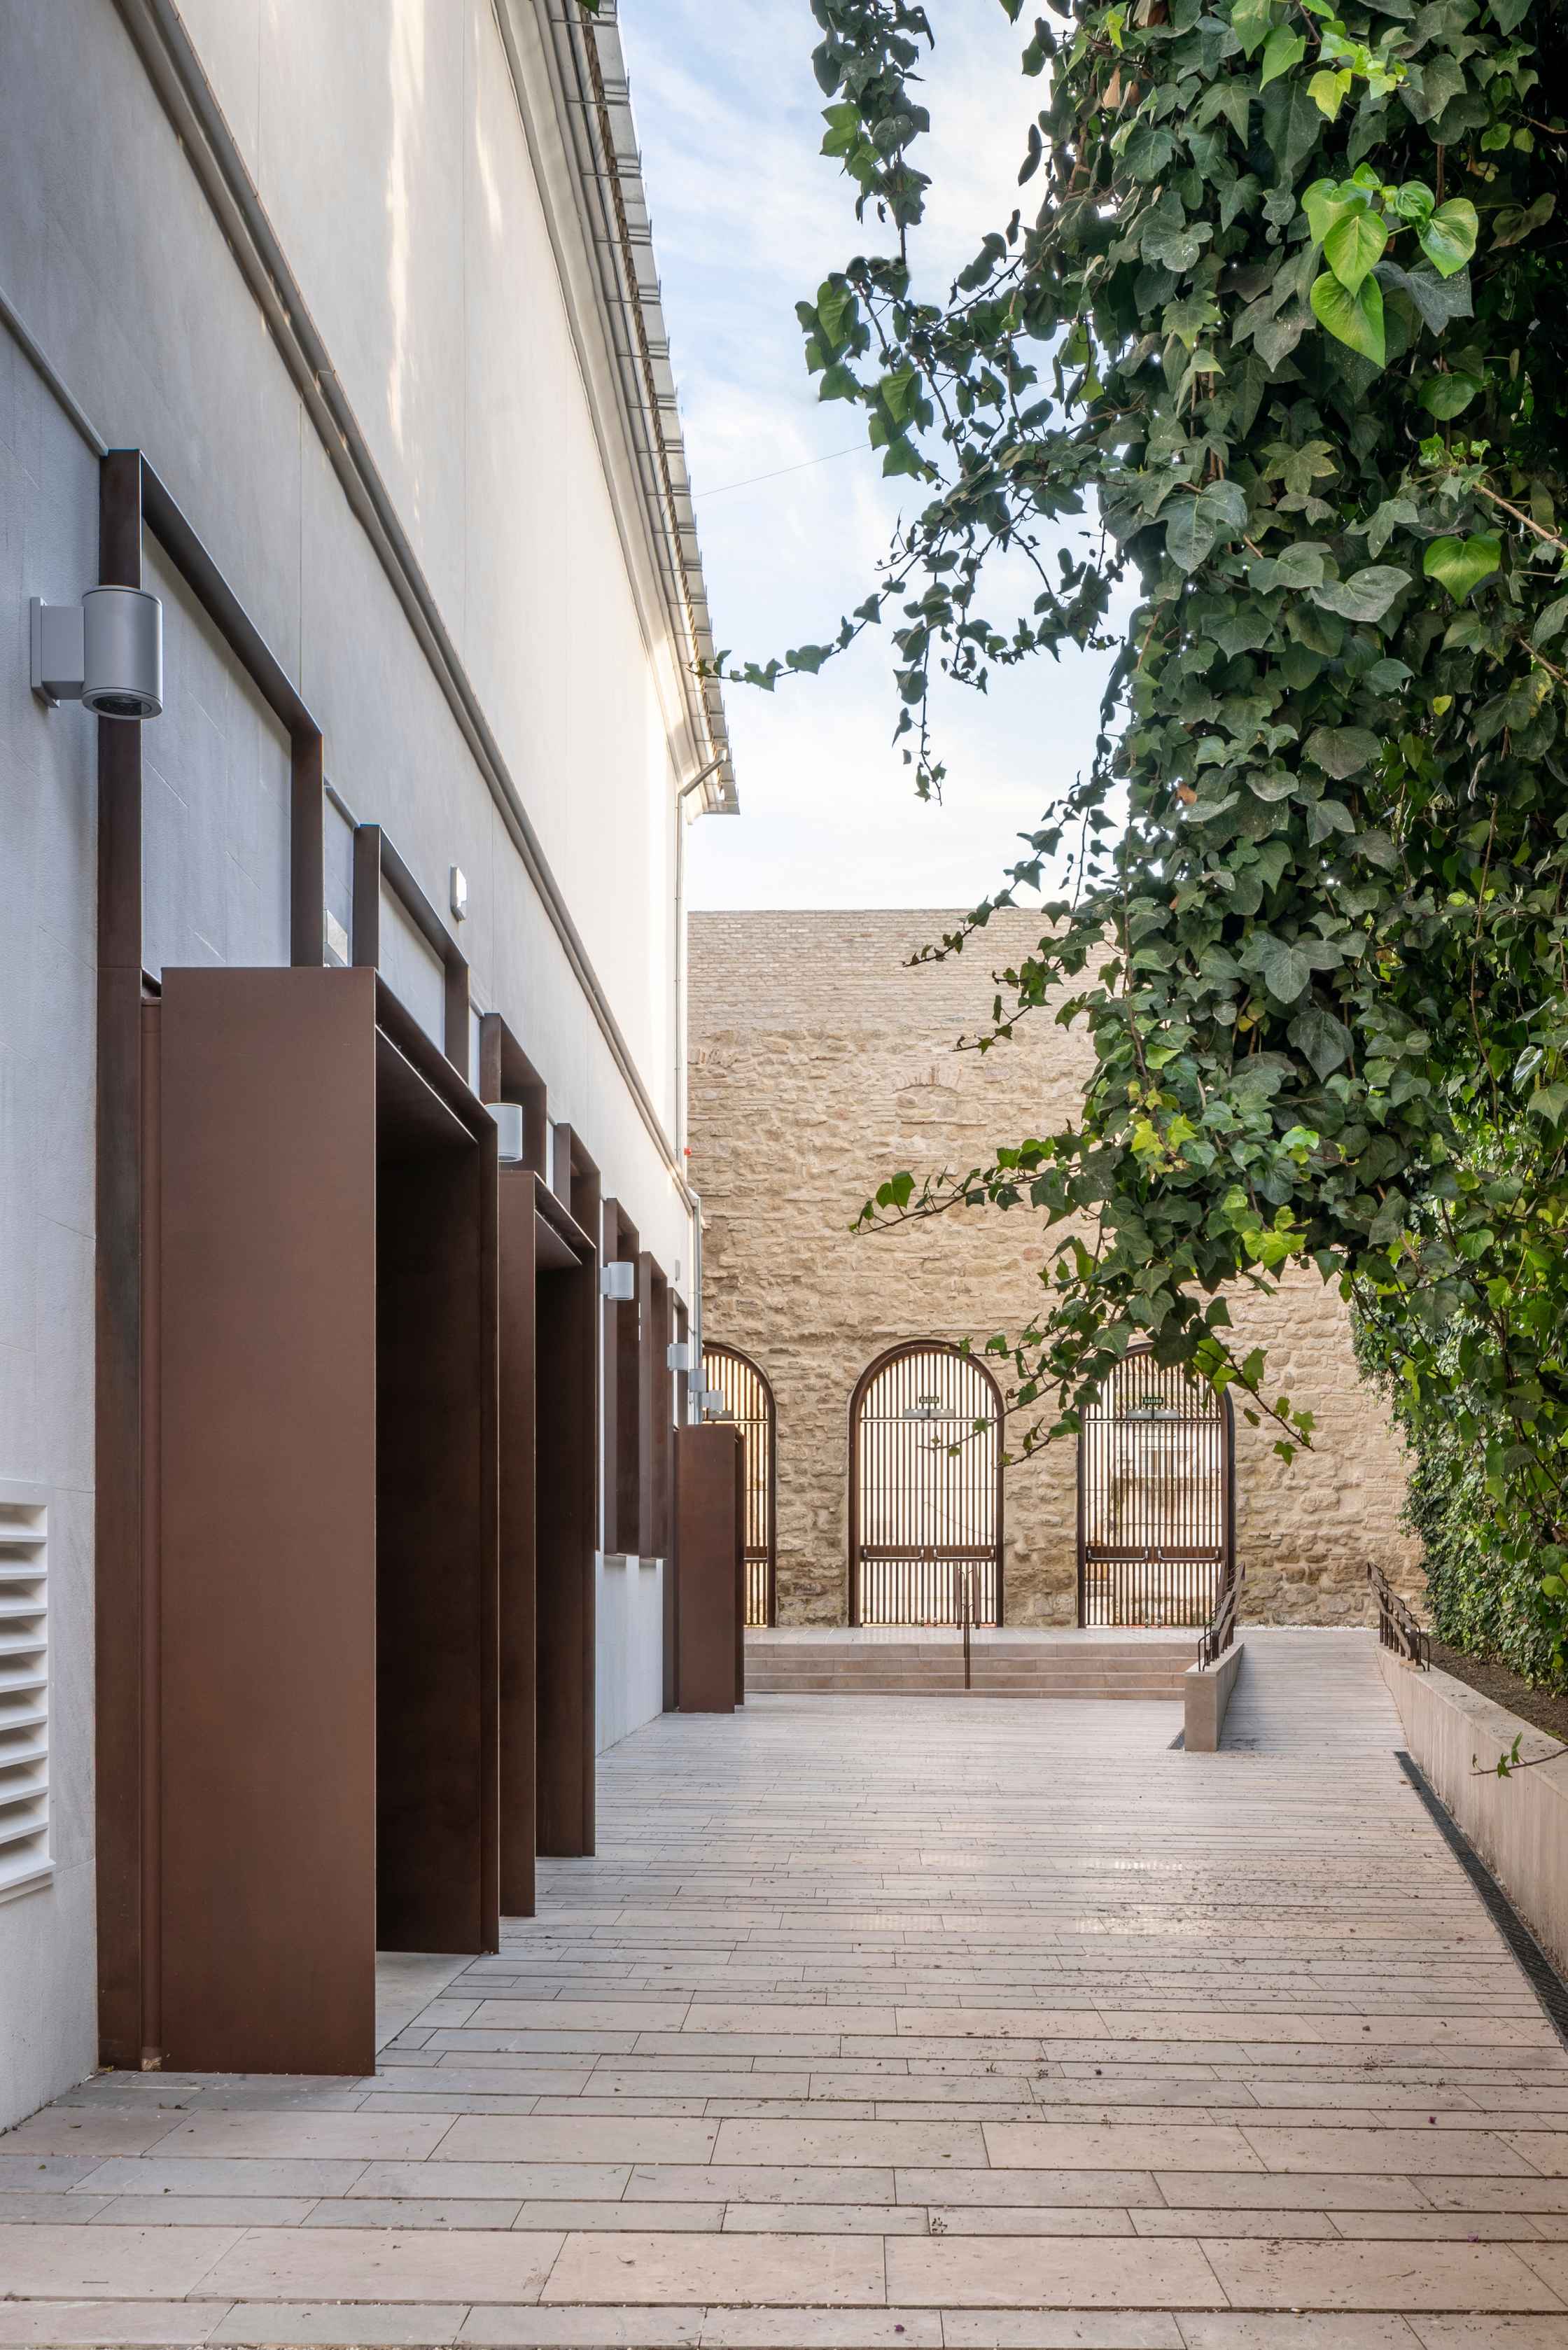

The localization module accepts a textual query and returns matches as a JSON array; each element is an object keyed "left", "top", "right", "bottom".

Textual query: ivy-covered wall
[{"left": 1359, "top": 1317, "right": 1568, "bottom": 1687}]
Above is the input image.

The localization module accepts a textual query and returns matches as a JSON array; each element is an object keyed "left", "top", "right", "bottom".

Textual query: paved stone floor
[{"left": 4, "top": 1629, "right": 1568, "bottom": 2348}]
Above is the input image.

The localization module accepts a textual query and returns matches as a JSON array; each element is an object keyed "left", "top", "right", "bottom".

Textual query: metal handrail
[
  {"left": 1368, "top": 1559, "right": 1430, "bottom": 1668},
  {"left": 1197, "top": 1563, "right": 1240, "bottom": 1672}
]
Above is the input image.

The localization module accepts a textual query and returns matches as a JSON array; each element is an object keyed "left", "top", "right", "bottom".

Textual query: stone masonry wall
[{"left": 688, "top": 909, "right": 1415, "bottom": 1627}]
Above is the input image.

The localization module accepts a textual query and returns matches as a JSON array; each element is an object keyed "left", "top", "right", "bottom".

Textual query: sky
[{"left": 619, "top": 0, "right": 1122, "bottom": 913}]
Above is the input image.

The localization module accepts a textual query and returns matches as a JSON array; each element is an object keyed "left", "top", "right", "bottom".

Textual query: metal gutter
[
  {"left": 107, "top": 0, "right": 715, "bottom": 1201},
  {"left": 531, "top": 0, "right": 736, "bottom": 818}
]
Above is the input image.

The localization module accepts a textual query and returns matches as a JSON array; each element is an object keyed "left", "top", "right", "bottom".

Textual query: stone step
[{"left": 745, "top": 1635, "right": 1194, "bottom": 1700}]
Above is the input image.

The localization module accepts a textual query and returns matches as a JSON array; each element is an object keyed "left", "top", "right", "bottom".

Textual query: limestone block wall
[{"left": 688, "top": 909, "right": 1415, "bottom": 1628}]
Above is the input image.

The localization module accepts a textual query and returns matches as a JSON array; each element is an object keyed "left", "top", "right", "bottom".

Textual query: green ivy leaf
[
  {"left": 1311, "top": 565, "right": 1410, "bottom": 623},
  {"left": 1418, "top": 372, "right": 1483, "bottom": 419},
  {"left": 1378, "top": 257, "right": 1473, "bottom": 335},
  {"left": 1289, "top": 1003, "right": 1354, "bottom": 1078},
  {"left": 1310, "top": 270, "right": 1386, "bottom": 366},
  {"left": 1492, "top": 193, "right": 1556, "bottom": 249},
  {"left": 1423, "top": 533, "right": 1503, "bottom": 599},
  {"left": 1308, "top": 67, "right": 1352, "bottom": 119},
  {"left": 1233, "top": 0, "right": 1274, "bottom": 58},
  {"left": 1259, "top": 26, "right": 1307, "bottom": 85},
  {"left": 1417, "top": 199, "right": 1479, "bottom": 277},
  {"left": 1324, "top": 208, "right": 1388, "bottom": 292},
  {"left": 1305, "top": 724, "right": 1383, "bottom": 776},
  {"left": 1124, "top": 123, "right": 1177, "bottom": 181},
  {"left": 1254, "top": 935, "right": 1313, "bottom": 1005}
]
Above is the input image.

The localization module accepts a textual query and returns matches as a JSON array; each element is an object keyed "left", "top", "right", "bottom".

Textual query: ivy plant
[{"left": 677, "top": 0, "right": 1568, "bottom": 1618}]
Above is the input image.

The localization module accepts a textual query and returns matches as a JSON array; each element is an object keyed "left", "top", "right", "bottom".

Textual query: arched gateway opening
[
  {"left": 701, "top": 1342, "right": 776, "bottom": 1627},
  {"left": 1077, "top": 1341, "right": 1235, "bottom": 1627},
  {"left": 849, "top": 1343, "right": 1003, "bottom": 1627}
]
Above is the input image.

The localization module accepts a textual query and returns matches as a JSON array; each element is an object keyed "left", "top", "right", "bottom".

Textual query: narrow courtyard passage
[{"left": 4, "top": 1630, "right": 1568, "bottom": 2346}]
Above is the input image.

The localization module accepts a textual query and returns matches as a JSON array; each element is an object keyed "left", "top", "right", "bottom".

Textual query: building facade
[
  {"left": 0, "top": 1, "right": 727, "bottom": 2128},
  {"left": 689, "top": 909, "right": 1415, "bottom": 1630}
]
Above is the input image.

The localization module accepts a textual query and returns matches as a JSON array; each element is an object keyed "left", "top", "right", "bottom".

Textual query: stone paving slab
[{"left": 4, "top": 1630, "right": 1568, "bottom": 2341}]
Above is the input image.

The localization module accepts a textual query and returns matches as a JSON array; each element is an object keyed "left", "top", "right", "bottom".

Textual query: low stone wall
[
  {"left": 1184, "top": 1643, "right": 1245, "bottom": 1752},
  {"left": 1378, "top": 1647, "right": 1568, "bottom": 1975}
]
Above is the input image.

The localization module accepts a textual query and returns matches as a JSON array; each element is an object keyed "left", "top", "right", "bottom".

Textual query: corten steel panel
[
  {"left": 639, "top": 1258, "right": 670, "bottom": 1567},
  {"left": 734, "top": 1433, "right": 747, "bottom": 1707},
  {"left": 94, "top": 449, "right": 149, "bottom": 2069},
  {"left": 666, "top": 1300, "right": 688, "bottom": 1710},
  {"left": 498, "top": 1170, "right": 538, "bottom": 1917},
  {"left": 602, "top": 1204, "right": 640, "bottom": 1555},
  {"left": 375, "top": 1039, "right": 494, "bottom": 1954},
  {"left": 158, "top": 967, "right": 378, "bottom": 2076},
  {"left": 536, "top": 1246, "right": 597, "bottom": 1856},
  {"left": 139, "top": 1004, "right": 162, "bottom": 2063},
  {"left": 676, "top": 1427, "right": 745, "bottom": 1714},
  {"left": 550, "top": 1121, "right": 576, "bottom": 1209}
]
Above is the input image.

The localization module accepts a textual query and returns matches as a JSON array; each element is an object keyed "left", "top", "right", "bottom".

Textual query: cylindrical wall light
[
  {"left": 31, "top": 587, "right": 163, "bottom": 719},
  {"left": 601, "top": 1260, "right": 636, "bottom": 1303},
  {"left": 488, "top": 1101, "right": 526, "bottom": 1165}
]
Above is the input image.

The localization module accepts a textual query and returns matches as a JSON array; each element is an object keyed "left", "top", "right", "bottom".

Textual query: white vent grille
[{"left": 0, "top": 1483, "right": 49, "bottom": 1901}]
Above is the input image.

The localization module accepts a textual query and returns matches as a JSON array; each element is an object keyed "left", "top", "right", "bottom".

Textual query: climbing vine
[{"left": 696, "top": 0, "right": 1568, "bottom": 1616}]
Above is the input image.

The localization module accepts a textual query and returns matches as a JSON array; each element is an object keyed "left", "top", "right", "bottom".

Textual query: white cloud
[{"left": 621, "top": 0, "right": 1119, "bottom": 911}]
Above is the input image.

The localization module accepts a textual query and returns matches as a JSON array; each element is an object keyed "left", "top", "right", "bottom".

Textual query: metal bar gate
[
  {"left": 850, "top": 1343, "right": 1003, "bottom": 1627},
  {"left": 1077, "top": 1342, "right": 1234, "bottom": 1628},
  {"left": 701, "top": 1343, "right": 776, "bottom": 1627}
]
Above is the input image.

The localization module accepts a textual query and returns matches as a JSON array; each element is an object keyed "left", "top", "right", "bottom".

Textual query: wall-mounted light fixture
[
  {"left": 449, "top": 866, "right": 468, "bottom": 923},
  {"left": 30, "top": 588, "right": 163, "bottom": 719},
  {"left": 701, "top": 1386, "right": 724, "bottom": 1415},
  {"left": 488, "top": 1101, "right": 526, "bottom": 1165},
  {"left": 666, "top": 1341, "right": 692, "bottom": 1372},
  {"left": 601, "top": 1261, "right": 636, "bottom": 1303}
]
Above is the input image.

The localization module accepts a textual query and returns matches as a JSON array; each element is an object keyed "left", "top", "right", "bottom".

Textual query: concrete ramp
[{"left": 746, "top": 1625, "right": 1194, "bottom": 1698}]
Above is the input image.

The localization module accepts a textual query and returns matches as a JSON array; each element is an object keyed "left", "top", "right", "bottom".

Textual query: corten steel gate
[
  {"left": 1077, "top": 1343, "right": 1235, "bottom": 1627},
  {"left": 701, "top": 1343, "right": 776, "bottom": 1627},
  {"left": 849, "top": 1343, "right": 1004, "bottom": 1627}
]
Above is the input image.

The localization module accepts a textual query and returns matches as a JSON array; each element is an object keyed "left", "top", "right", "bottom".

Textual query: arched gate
[
  {"left": 1077, "top": 1342, "right": 1234, "bottom": 1626},
  {"left": 849, "top": 1342, "right": 1003, "bottom": 1627},
  {"left": 701, "top": 1342, "right": 776, "bottom": 1627}
]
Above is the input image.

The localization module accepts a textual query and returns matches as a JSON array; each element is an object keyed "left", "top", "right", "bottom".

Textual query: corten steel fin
[
  {"left": 639, "top": 1256, "right": 671, "bottom": 1569},
  {"left": 374, "top": 1021, "right": 496, "bottom": 1956},
  {"left": 94, "top": 449, "right": 148, "bottom": 2070},
  {"left": 666, "top": 1299, "right": 690, "bottom": 1711},
  {"left": 157, "top": 968, "right": 379, "bottom": 2075},
  {"left": 675, "top": 1425, "right": 746, "bottom": 1714},
  {"left": 602, "top": 1202, "right": 640, "bottom": 1556},
  {"left": 497, "top": 1168, "right": 540, "bottom": 1917},
  {"left": 153, "top": 968, "right": 501, "bottom": 2073},
  {"left": 535, "top": 1184, "right": 598, "bottom": 1857},
  {"left": 94, "top": 448, "right": 330, "bottom": 2071}
]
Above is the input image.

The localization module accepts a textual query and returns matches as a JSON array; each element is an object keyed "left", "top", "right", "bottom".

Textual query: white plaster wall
[
  {"left": 595, "top": 1555, "right": 666, "bottom": 1755},
  {"left": 166, "top": 0, "right": 684, "bottom": 1167},
  {"left": 0, "top": 0, "right": 699, "bottom": 2122},
  {"left": 0, "top": 0, "right": 692, "bottom": 1281},
  {"left": 0, "top": 331, "right": 100, "bottom": 2130},
  {"left": 140, "top": 540, "right": 292, "bottom": 980}
]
